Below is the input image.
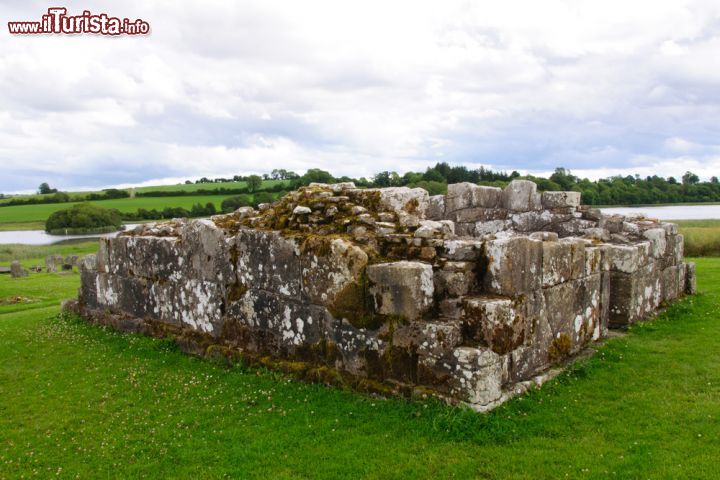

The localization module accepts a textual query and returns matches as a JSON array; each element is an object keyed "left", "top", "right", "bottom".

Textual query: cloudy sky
[{"left": 1, "top": 0, "right": 719, "bottom": 193}]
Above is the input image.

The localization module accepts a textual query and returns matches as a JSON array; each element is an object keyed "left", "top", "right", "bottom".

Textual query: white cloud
[{"left": 1, "top": 0, "right": 720, "bottom": 192}]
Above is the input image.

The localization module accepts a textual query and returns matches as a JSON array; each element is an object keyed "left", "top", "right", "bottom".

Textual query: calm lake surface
[
  {"left": 0, "top": 225, "right": 138, "bottom": 246},
  {"left": 599, "top": 204, "right": 720, "bottom": 220},
  {"left": 1, "top": 204, "right": 719, "bottom": 245}
]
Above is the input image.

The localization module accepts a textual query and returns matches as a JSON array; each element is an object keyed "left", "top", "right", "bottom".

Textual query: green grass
[
  {"left": 0, "top": 220, "right": 46, "bottom": 231},
  {"left": 1, "top": 253, "right": 719, "bottom": 478},
  {"left": 0, "top": 240, "right": 99, "bottom": 264},
  {"left": 0, "top": 195, "right": 231, "bottom": 226},
  {"left": 0, "top": 180, "right": 289, "bottom": 206},
  {"left": 676, "top": 220, "right": 720, "bottom": 257}
]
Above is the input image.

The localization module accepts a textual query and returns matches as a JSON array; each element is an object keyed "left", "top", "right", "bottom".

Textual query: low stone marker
[
  {"left": 45, "top": 255, "right": 64, "bottom": 273},
  {"left": 10, "top": 261, "right": 28, "bottom": 278}
]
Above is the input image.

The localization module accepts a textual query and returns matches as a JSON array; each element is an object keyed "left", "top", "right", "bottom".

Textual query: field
[
  {"left": 674, "top": 220, "right": 720, "bottom": 257},
  {"left": 0, "top": 244, "right": 719, "bottom": 478},
  {"left": 0, "top": 241, "right": 99, "bottom": 264},
  {"left": 0, "top": 180, "right": 290, "bottom": 206},
  {"left": 0, "top": 195, "right": 233, "bottom": 231}
]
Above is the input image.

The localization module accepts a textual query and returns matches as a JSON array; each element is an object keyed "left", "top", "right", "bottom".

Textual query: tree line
[{"left": 9, "top": 164, "right": 720, "bottom": 209}]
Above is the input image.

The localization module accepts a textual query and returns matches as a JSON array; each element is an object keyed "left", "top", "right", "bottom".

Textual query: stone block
[
  {"left": 447, "top": 207, "right": 508, "bottom": 223},
  {"left": 392, "top": 321, "right": 462, "bottom": 359},
  {"left": 583, "top": 228, "right": 610, "bottom": 242},
  {"left": 622, "top": 222, "right": 641, "bottom": 236},
  {"left": 440, "top": 239, "right": 484, "bottom": 261},
  {"left": 475, "top": 220, "right": 512, "bottom": 236},
  {"left": 584, "top": 244, "right": 608, "bottom": 276},
  {"left": 600, "top": 215, "right": 624, "bottom": 233},
  {"left": 79, "top": 255, "right": 98, "bottom": 309},
  {"left": 366, "top": 261, "right": 434, "bottom": 321},
  {"left": 599, "top": 272, "right": 610, "bottom": 337},
  {"left": 448, "top": 347, "right": 504, "bottom": 407},
  {"left": 661, "top": 265, "right": 681, "bottom": 303},
  {"left": 45, "top": 254, "right": 63, "bottom": 273},
  {"left": 10, "top": 261, "right": 28, "bottom": 278},
  {"left": 608, "top": 271, "right": 642, "bottom": 327},
  {"left": 426, "top": 195, "right": 445, "bottom": 220},
  {"left": 543, "top": 275, "right": 602, "bottom": 348},
  {"left": 462, "top": 296, "right": 525, "bottom": 354},
  {"left": 439, "top": 298, "right": 464, "bottom": 319},
  {"left": 643, "top": 228, "right": 667, "bottom": 258},
  {"left": 542, "top": 238, "right": 585, "bottom": 287},
  {"left": 235, "top": 230, "right": 302, "bottom": 299},
  {"left": 413, "top": 220, "right": 454, "bottom": 238},
  {"left": 116, "top": 236, "right": 184, "bottom": 281},
  {"left": 541, "top": 191, "right": 581, "bottom": 209},
  {"left": 454, "top": 223, "right": 476, "bottom": 237},
  {"left": 446, "top": 183, "right": 502, "bottom": 213},
  {"left": 300, "top": 237, "right": 368, "bottom": 305},
  {"left": 606, "top": 244, "right": 647, "bottom": 273},
  {"left": 434, "top": 265, "right": 476, "bottom": 298},
  {"left": 180, "top": 220, "right": 234, "bottom": 283},
  {"left": 484, "top": 236, "right": 542, "bottom": 295},
  {"left": 555, "top": 219, "right": 598, "bottom": 237},
  {"left": 511, "top": 210, "right": 553, "bottom": 232},
  {"left": 502, "top": 180, "right": 542, "bottom": 212},
  {"left": 580, "top": 207, "right": 603, "bottom": 221},
  {"left": 685, "top": 262, "right": 696, "bottom": 295},
  {"left": 377, "top": 187, "right": 429, "bottom": 218},
  {"left": 226, "top": 289, "right": 326, "bottom": 349},
  {"left": 673, "top": 234, "right": 684, "bottom": 264},
  {"left": 661, "top": 222, "right": 678, "bottom": 236},
  {"left": 529, "top": 231, "right": 559, "bottom": 242},
  {"left": 509, "top": 294, "right": 552, "bottom": 383}
]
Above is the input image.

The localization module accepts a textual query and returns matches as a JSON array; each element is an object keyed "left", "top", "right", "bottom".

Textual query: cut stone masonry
[{"left": 69, "top": 180, "right": 696, "bottom": 411}]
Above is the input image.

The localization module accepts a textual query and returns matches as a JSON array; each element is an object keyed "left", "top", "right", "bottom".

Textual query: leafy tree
[
  {"left": 254, "top": 192, "right": 275, "bottom": 206},
  {"left": 221, "top": 194, "right": 252, "bottom": 212},
  {"left": 45, "top": 203, "right": 121, "bottom": 233},
  {"left": 247, "top": 175, "right": 263, "bottom": 192},
  {"left": 38, "top": 182, "right": 57, "bottom": 194},
  {"left": 549, "top": 168, "right": 577, "bottom": 190},
  {"left": 301, "top": 169, "right": 334, "bottom": 185},
  {"left": 422, "top": 169, "right": 446, "bottom": 183},
  {"left": 408, "top": 180, "right": 447, "bottom": 196},
  {"left": 682, "top": 171, "right": 700, "bottom": 185}
]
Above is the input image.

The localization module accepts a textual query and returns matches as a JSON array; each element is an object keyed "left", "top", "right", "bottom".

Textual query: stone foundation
[{"left": 71, "top": 180, "right": 695, "bottom": 411}]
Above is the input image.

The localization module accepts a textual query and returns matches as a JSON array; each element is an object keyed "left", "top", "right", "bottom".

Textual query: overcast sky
[{"left": 1, "top": 0, "right": 719, "bottom": 193}]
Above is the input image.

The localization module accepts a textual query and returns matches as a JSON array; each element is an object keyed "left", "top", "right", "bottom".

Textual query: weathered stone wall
[{"left": 71, "top": 180, "right": 696, "bottom": 411}]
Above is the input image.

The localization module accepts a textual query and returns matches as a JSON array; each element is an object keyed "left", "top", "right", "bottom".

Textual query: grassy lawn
[
  {"left": 0, "top": 245, "right": 718, "bottom": 478},
  {"left": 674, "top": 220, "right": 720, "bottom": 256},
  {"left": 0, "top": 180, "right": 289, "bottom": 206},
  {"left": 0, "top": 241, "right": 99, "bottom": 265},
  {"left": 0, "top": 196, "right": 232, "bottom": 227}
]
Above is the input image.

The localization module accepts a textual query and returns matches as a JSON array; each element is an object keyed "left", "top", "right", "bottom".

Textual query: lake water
[
  {"left": 0, "top": 225, "right": 138, "bottom": 246},
  {"left": 599, "top": 204, "right": 720, "bottom": 220},
  {"left": 1, "top": 205, "right": 718, "bottom": 245}
]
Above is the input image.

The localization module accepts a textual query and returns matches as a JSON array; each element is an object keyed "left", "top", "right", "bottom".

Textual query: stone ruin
[{"left": 68, "top": 180, "right": 696, "bottom": 411}]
